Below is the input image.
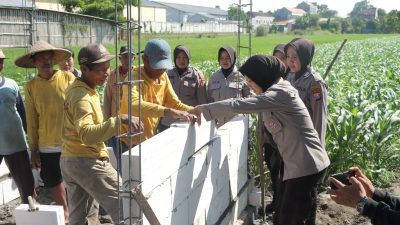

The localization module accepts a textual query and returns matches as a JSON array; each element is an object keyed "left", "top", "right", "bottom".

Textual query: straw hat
[
  {"left": 15, "top": 40, "right": 71, "bottom": 68},
  {"left": 0, "top": 49, "right": 7, "bottom": 59}
]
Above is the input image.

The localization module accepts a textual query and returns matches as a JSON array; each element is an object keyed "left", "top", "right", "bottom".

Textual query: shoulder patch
[{"left": 311, "top": 82, "right": 322, "bottom": 101}]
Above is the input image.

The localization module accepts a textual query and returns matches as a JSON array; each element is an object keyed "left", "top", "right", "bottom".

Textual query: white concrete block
[
  {"left": 2, "top": 177, "right": 20, "bottom": 203},
  {"left": 206, "top": 185, "right": 231, "bottom": 225},
  {"left": 170, "top": 197, "right": 189, "bottom": 225},
  {"left": 145, "top": 178, "right": 172, "bottom": 224},
  {"left": 15, "top": 204, "right": 65, "bottom": 225},
  {"left": 0, "top": 161, "right": 9, "bottom": 177},
  {"left": 0, "top": 181, "right": 3, "bottom": 205}
]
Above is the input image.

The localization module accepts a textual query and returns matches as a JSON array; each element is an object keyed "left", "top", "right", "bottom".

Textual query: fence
[
  {"left": 0, "top": 7, "right": 115, "bottom": 48},
  {"left": 141, "top": 21, "right": 238, "bottom": 34}
]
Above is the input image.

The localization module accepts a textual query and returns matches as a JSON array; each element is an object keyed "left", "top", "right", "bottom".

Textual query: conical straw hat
[
  {"left": 15, "top": 40, "right": 71, "bottom": 68},
  {"left": 0, "top": 49, "right": 7, "bottom": 59}
]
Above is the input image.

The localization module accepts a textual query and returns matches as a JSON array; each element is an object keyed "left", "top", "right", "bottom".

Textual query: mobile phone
[{"left": 329, "top": 170, "right": 356, "bottom": 189}]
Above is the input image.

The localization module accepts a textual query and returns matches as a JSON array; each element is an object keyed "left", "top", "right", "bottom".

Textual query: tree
[
  {"left": 379, "top": 10, "right": 400, "bottom": 33},
  {"left": 349, "top": 0, "right": 371, "bottom": 18},
  {"left": 228, "top": 5, "right": 246, "bottom": 21},
  {"left": 60, "top": 0, "right": 127, "bottom": 21},
  {"left": 294, "top": 13, "right": 320, "bottom": 30}
]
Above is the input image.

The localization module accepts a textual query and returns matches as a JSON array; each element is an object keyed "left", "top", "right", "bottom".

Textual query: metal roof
[
  {"left": 0, "top": 0, "right": 35, "bottom": 8},
  {"left": 153, "top": 1, "right": 227, "bottom": 16}
]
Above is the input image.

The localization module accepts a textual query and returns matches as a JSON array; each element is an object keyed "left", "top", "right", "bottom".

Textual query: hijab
[
  {"left": 173, "top": 45, "right": 191, "bottom": 76},
  {"left": 284, "top": 38, "right": 315, "bottom": 80},
  {"left": 218, "top": 46, "right": 236, "bottom": 78},
  {"left": 239, "top": 55, "right": 286, "bottom": 92}
]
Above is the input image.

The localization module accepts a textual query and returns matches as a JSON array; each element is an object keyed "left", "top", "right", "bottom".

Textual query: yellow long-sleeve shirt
[
  {"left": 62, "top": 79, "right": 119, "bottom": 158},
  {"left": 24, "top": 70, "right": 75, "bottom": 152},
  {"left": 120, "top": 66, "right": 191, "bottom": 145}
]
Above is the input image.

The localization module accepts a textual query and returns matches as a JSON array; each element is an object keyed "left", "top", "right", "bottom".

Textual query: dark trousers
[
  {"left": 0, "top": 150, "right": 35, "bottom": 204},
  {"left": 263, "top": 142, "right": 281, "bottom": 206},
  {"left": 274, "top": 168, "right": 326, "bottom": 225}
]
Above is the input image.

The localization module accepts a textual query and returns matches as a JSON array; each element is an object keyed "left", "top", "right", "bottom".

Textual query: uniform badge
[{"left": 311, "top": 83, "right": 322, "bottom": 101}]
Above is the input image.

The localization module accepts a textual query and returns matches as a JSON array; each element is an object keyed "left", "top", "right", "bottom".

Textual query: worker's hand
[
  {"left": 350, "top": 167, "right": 375, "bottom": 198},
  {"left": 120, "top": 115, "right": 144, "bottom": 132},
  {"left": 31, "top": 151, "right": 41, "bottom": 169},
  {"left": 164, "top": 108, "right": 200, "bottom": 125},
  {"left": 327, "top": 176, "right": 367, "bottom": 208},
  {"left": 188, "top": 106, "right": 203, "bottom": 126}
]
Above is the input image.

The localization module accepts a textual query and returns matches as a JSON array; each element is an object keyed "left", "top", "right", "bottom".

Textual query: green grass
[{"left": 1, "top": 33, "right": 398, "bottom": 85}]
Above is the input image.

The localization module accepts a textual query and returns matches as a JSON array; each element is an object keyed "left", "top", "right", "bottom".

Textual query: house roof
[
  {"left": 0, "top": 0, "right": 35, "bottom": 8},
  {"left": 142, "top": 0, "right": 166, "bottom": 8},
  {"left": 248, "top": 11, "right": 274, "bottom": 18},
  {"left": 273, "top": 19, "right": 295, "bottom": 25},
  {"left": 153, "top": 1, "right": 227, "bottom": 16},
  {"left": 285, "top": 7, "right": 306, "bottom": 14}
]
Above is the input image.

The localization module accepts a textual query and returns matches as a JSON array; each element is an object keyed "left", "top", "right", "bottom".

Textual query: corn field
[{"left": 195, "top": 37, "right": 400, "bottom": 187}]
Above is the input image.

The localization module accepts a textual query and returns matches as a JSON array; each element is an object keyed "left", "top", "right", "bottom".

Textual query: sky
[{"left": 155, "top": 0, "right": 400, "bottom": 17}]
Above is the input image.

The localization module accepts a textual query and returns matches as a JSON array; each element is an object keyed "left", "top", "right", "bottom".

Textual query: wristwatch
[{"left": 356, "top": 196, "right": 368, "bottom": 215}]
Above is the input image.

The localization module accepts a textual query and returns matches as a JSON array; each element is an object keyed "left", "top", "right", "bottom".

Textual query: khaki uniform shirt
[
  {"left": 207, "top": 68, "right": 251, "bottom": 126},
  {"left": 286, "top": 70, "right": 327, "bottom": 149},
  {"left": 160, "top": 66, "right": 207, "bottom": 127},
  {"left": 202, "top": 78, "right": 330, "bottom": 180}
]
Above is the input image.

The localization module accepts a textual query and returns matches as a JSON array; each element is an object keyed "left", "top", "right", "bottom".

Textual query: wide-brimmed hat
[
  {"left": 15, "top": 40, "right": 71, "bottom": 68},
  {"left": 0, "top": 49, "right": 7, "bottom": 59}
]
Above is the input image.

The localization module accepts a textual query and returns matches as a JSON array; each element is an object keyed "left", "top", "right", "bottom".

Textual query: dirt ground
[{"left": 1, "top": 183, "right": 400, "bottom": 225}]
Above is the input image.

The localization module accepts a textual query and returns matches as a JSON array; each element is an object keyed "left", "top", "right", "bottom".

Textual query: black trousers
[
  {"left": 263, "top": 142, "right": 281, "bottom": 205},
  {"left": 273, "top": 168, "right": 326, "bottom": 225},
  {"left": 0, "top": 150, "right": 35, "bottom": 204}
]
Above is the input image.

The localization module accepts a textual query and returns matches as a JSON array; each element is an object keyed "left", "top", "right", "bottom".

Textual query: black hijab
[
  {"left": 239, "top": 55, "right": 286, "bottom": 92},
  {"left": 284, "top": 38, "right": 315, "bottom": 80},
  {"left": 272, "top": 44, "right": 285, "bottom": 55},
  {"left": 218, "top": 45, "right": 236, "bottom": 78},
  {"left": 173, "top": 45, "right": 190, "bottom": 75}
]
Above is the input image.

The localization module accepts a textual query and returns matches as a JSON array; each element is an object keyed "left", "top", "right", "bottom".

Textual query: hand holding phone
[{"left": 329, "top": 170, "right": 356, "bottom": 189}]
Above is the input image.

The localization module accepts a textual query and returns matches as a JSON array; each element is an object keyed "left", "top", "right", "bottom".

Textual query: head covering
[
  {"left": 284, "top": 38, "right": 315, "bottom": 76},
  {"left": 272, "top": 44, "right": 285, "bottom": 55},
  {"left": 218, "top": 45, "right": 236, "bottom": 77},
  {"left": 144, "top": 39, "right": 173, "bottom": 70},
  {"left": 0, "top": 49, "right": 7, "bottom": 59},
  {"left": 15, "top": 40, "right": 71, "bottom": 68},
  {"left": 119, "top": 45, "right": 135, "bottom": 55},
  {"left": 78, "top": 43, "right": 114, "bottom": 65},
  {"left": 173, "top": 45, "right": 190, "bottom": 75},
  {"left": 239, "top": 55, "right": 286, "bottom": 92}
]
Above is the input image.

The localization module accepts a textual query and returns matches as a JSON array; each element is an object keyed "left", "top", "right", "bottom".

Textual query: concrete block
[
  {"left": 145, "top": 178, "right": 172, "bottom": 224},
  {"left": 15, "top": 204, "right": 65, "bottom": 225},
  {"left": 170, "top": 198, "right": 189, "bottom": 225},
  {"left": 2, "top": 178, "right": 20, "bottom": 204},
  {"left": 0, "top": 181, "right": 3, "bottom": 205},
  {"left": 0, "top": 161, "right": 9, "bottom": 177}
]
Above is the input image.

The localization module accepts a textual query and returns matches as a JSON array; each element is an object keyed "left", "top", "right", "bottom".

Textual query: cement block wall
[{"left": 122, "top": 115, "right": 249, "bottom": 225}]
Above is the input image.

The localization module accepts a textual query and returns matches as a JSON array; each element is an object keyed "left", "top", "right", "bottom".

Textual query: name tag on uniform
[{"left": 184, "top": 81, "right": 189, "bottom": 86}]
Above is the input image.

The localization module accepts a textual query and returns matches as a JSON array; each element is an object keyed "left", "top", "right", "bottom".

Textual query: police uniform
[
  {"left": 207, "top": 68, "right": 251, "bottom": 126},
  {"left": 201, "top": 77, "right": 330, "bottom": 225},
  {"left": 159, "top": 66, "right": 207, "bottom": 127},
  {"left": 286, "top": 70, "right": 327, "bottom": 149}
]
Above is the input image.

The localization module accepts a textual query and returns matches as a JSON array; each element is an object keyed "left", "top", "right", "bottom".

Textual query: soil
[{"left": 1, "top": 183, "right": 400, "bottom": 225}]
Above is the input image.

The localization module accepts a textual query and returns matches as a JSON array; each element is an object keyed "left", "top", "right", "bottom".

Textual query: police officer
[
  {"left": 190, "top": 55, "right": 330, "bottom": 225},
  {"left": 158, "top": 45, "right": 207, "bottom": 131},
  {"left": 207, "top": 45, "right": 251, "bottom": 126},
  {"left": 285, "top": 38, "right": 328, "bottom": 149}
]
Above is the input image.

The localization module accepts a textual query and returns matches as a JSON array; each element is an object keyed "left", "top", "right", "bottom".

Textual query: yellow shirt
[
  {"left": 62, "top": 79, "right": 118, "bottom": 158},
  {"left": 120, "top": 66, "right": 191, "bottom": 145},
  {"left": 24, "top": 70, "right": 75, "bottom": 152}
]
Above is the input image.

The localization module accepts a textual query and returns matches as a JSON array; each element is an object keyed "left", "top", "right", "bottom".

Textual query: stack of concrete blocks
[
  {"left": 0, "top": 153, "right": 40, "bottom": 205},
  {"left": 121, "top": 115, "right": 249, "bottom": 225}
]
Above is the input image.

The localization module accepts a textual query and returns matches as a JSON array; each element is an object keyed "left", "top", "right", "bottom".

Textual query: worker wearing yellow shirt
[
  {"left": 61, "top": 43, "right": 142, "bottom": 225},
  {"left": 15, "top": 40, "right": 74, "bottom": 221},
  {"left": 120, "top": 39, "right": 196, "bottom": 149}
]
